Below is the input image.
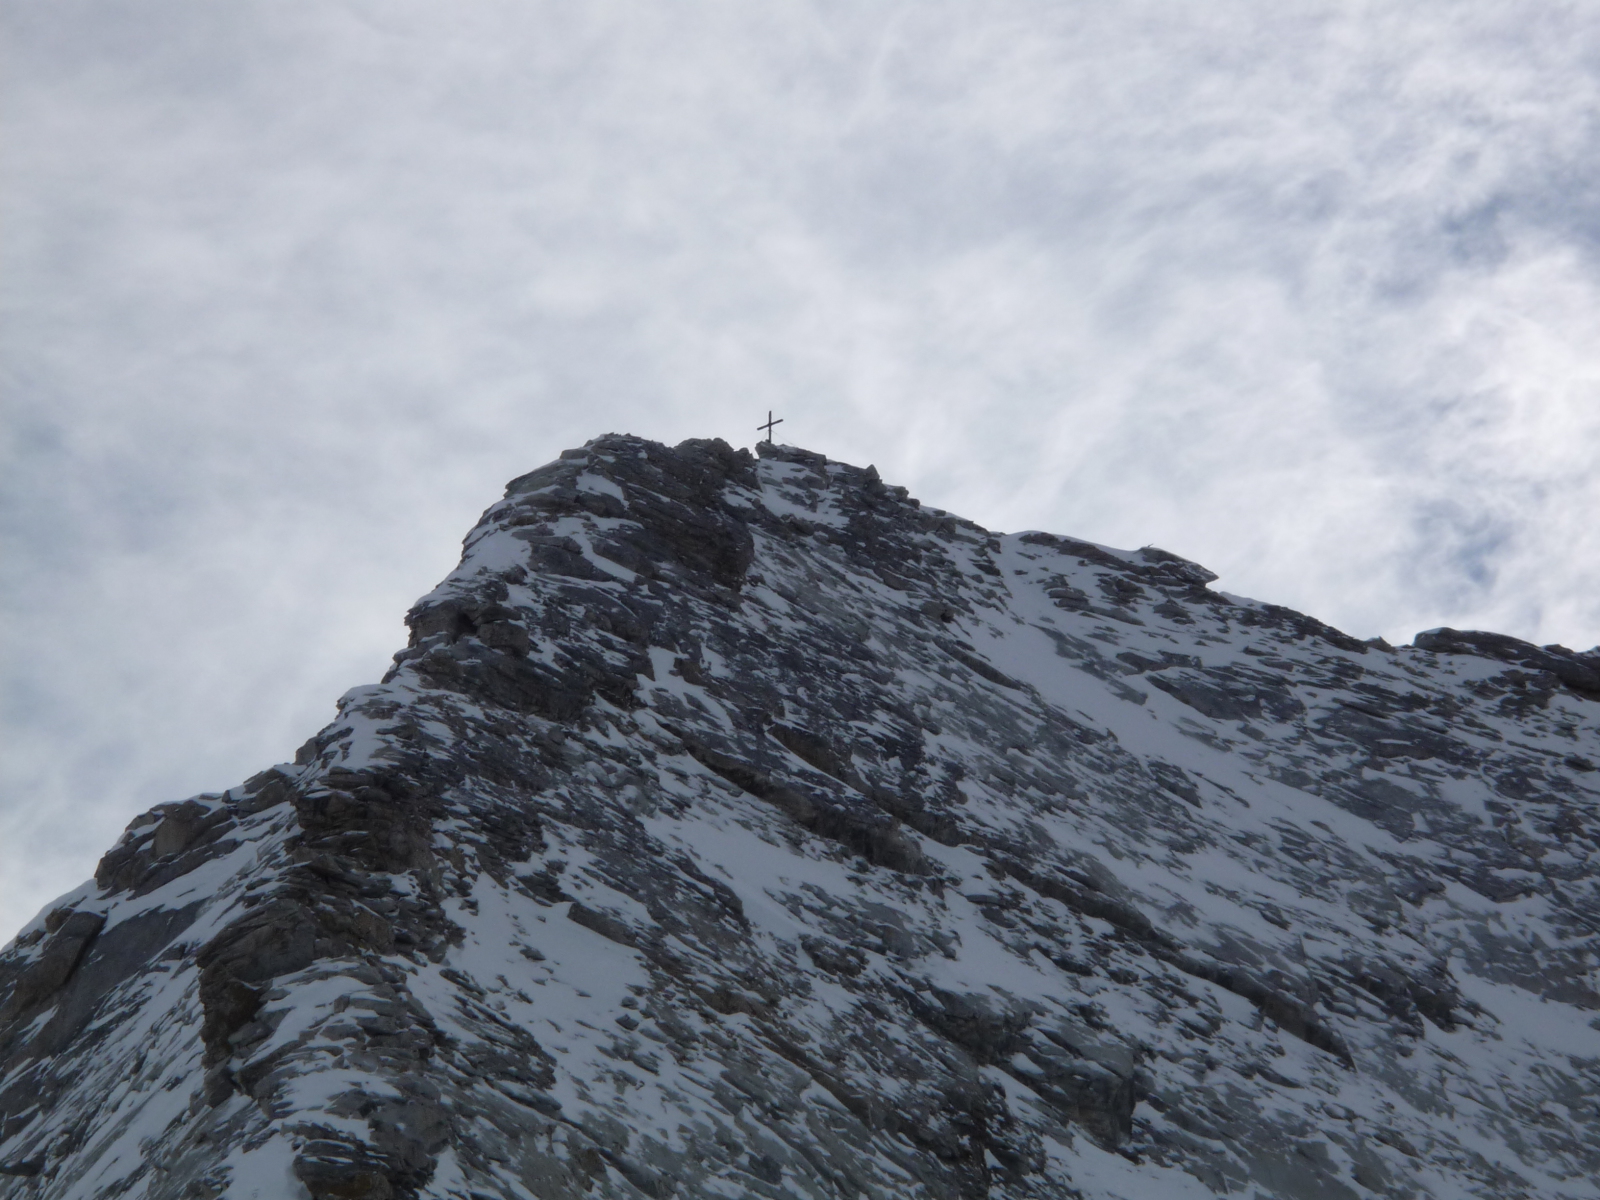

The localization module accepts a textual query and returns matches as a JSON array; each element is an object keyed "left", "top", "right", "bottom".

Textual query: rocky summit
[{"left": 3, "top": 434, "right": 1599, "bottom": 1200}]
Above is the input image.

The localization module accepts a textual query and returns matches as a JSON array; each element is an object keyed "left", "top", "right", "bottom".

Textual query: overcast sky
[{"left": 4, "top": 0, "right": 1599, "bottom": 936}]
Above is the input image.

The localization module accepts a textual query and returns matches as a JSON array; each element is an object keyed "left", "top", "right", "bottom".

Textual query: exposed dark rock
[
  {"left": 294, "top": 1133, "right": 400, "bottom": 1200},
  {"left": 94, "top": 799, "right": 238, "bottom": 895},
  {"left": 196, "top": 901, "right": 319, "bottom": 1062},
  {"left": 1415, "top": 627, "right": 1600, "bottom": 698},
  {"left": 1148, "top": 664, "right": 1305, "bottom": 724},
  {"left": 677, "top": 732, "right": 926, "bottom": 873},
  {"left": 0, "top": 910, "right": 103, "bottom": 1026},
  {"left": 3, "top": 433, "right": 1597, "bottom": 1200}
]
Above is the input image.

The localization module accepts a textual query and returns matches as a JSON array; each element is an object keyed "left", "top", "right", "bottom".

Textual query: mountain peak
[{"left": 3, "top": 435, "right": 1598, "bottom": 1199}]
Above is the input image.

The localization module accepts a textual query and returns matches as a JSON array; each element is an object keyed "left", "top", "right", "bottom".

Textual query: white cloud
[{"left": 3, "top": 0, "right": 1599, "bottom": 933}]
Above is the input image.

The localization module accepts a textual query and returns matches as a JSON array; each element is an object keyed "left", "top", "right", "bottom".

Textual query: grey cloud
[{"left": 3, "top": 0, "right": 1599, "bottom": 933}]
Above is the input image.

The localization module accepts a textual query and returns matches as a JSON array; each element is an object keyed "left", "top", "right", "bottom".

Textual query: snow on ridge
[{"left": 2, "top": 432, "right": 1598, "bottom": 1200}]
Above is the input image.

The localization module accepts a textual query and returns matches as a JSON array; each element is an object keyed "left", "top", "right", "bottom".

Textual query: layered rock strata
[{"left": 2, "top": 434, "right": 1599, "bottom": 1200}]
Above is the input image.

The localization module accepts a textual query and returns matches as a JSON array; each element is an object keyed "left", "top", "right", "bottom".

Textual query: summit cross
[{"left": 758, "top": 411, "right": 784, "bottom": 443}]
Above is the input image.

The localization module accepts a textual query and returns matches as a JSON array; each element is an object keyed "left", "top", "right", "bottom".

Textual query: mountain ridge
[{"left": 2, "top": 433, "right": 1598, "bottom": 1200}]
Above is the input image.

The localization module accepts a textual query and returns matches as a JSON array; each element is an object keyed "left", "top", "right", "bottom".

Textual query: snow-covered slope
[{"left": 3, "top": 434, "right": 1599, "bottom": 1200}]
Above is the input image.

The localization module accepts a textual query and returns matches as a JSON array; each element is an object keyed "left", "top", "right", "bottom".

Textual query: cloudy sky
[{"left": 4, "top": 0, "right": 1599, "bottom": 935}]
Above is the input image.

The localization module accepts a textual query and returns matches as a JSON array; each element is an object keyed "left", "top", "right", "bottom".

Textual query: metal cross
[{"left": 758, "top": 410, "right": 784, "bottom": 443}]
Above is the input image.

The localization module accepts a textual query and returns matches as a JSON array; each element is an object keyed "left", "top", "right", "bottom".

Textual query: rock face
[{"left": 3, "top": 433, "right": 1600, "bottom": 1200}]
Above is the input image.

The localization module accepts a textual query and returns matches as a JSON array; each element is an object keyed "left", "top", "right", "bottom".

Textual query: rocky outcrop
[
  {"left": 1415, "top": 627, "right": 1600, "bottom": 700},
  {"left": 2, "top": 433, "right": 1598, "bottom": 1200}
]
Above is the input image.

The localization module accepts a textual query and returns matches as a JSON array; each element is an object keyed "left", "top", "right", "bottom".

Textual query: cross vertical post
[{"left": 758, "top": 411, "right": 784, "bottom": 443}]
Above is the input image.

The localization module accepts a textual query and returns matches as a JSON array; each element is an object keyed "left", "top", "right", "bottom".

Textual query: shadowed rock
[{"left": 2, "top": 434, "right": 1596, "bottom": 1200}]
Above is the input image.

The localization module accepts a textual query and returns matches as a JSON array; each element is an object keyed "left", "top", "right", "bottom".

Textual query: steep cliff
[{"left": 3, "top": 434, "right": 1598, "bottom": 1200}]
